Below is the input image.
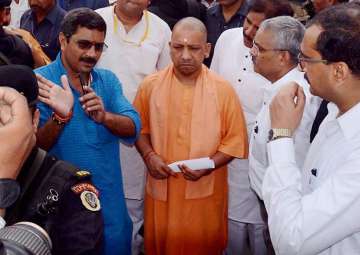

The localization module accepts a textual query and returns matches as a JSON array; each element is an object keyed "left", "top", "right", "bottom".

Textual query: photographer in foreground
[{"left": 0, "top": 65, "right": 104, "bottom": 255}]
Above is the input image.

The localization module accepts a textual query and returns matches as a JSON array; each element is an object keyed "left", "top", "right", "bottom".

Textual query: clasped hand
[{"left": 145, "top": 153, "right": 212, "bottom": 181}]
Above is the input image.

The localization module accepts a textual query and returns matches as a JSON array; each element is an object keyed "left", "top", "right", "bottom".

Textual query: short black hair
[
  {"left": 307, "top": 3, "right": 360, "bottom": 77},
  {"left": 249, "top": 0, "right": 294, "bottom": 19},
  {"left": 60, "top": 8, "right": 107, "bottom": 39}
]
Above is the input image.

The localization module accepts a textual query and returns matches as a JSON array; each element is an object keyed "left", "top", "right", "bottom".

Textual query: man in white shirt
[
  {"left": 96, "top": 1, "right": 171, "bottom": 254},
  {"left": 263, "top": 3, "right": 360, "bottom": 254},
  {"left": 10, "top": 0, "right": 28, "bottom": 28},
  {"left": 210, "top": 0, "right": 293, "bottom": 254},
  {"left": 248, "top": 16, "right": 320, "bottom": 199}
]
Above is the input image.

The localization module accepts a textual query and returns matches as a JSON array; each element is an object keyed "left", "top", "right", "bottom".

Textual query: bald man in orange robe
[{"left": 134, "top": 17, "right": 248, "bottom": 255}]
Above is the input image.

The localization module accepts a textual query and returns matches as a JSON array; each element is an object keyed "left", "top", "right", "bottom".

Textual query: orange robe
[{"left": 133, "top": 64, "right": 248, "bottom": 255}]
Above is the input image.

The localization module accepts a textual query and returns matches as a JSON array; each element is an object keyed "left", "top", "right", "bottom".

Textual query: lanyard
[{"left": 113, "top": 7, "right": 149, "bottom": 47}]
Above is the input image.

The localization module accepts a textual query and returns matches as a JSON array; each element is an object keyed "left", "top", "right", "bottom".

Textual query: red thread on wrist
[{"left": 52, "top": 109, "right": 73, "bottom": 125}]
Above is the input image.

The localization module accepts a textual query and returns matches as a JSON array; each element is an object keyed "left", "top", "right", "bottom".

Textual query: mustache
[
  {"left": 30, "top": 4, "right": 43, "bottom": 10},
  {"left": 79, "top": 57, "right": 97, "bottom": 65}
]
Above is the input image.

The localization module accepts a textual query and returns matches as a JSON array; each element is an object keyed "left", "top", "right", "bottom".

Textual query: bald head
[
  {"left": 169, "top": 17, "right": 211, "bottom": 79},
  {"left": 172, "top": 17, "right": 208, "bottom": 43}
]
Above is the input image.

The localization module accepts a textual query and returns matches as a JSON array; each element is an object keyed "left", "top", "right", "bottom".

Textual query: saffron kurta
[{"left": 133, "top": 64, "right": 248, "bottom": 255}]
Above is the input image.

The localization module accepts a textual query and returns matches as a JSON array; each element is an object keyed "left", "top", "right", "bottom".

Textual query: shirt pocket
[{"left": 135, "top": 43, "right": 160, "bottom": 76}]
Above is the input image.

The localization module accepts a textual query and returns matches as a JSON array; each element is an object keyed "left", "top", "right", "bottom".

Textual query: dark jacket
[
  {"left": 0, "top": 27, "right": 34, "bottom": 67},
  {"left": 5, "top": 148, "right": 104, "bottom": 255}
]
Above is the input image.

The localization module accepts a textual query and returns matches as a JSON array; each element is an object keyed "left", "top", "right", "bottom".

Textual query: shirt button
[
  {"left": 245, "top": 55, "right": 248, "bottom": 58},
  {"left": 238, "top": 78, "right": 242, "bottom": 82},
  {"left": 243, "top": 68, "right": 246, "bottom": 71}
]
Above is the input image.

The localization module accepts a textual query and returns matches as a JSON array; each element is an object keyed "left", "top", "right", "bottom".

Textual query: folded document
[{"left": 168, "top": 157, "right": 215, "bottom": 173}]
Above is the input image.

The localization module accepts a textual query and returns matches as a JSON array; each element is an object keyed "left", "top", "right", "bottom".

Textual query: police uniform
[
  {"left": 5, "top": 148, "right": 104, "bottom": 255},
  {"left": 0, "top": 65, "right": 104, "bottom": 255}
]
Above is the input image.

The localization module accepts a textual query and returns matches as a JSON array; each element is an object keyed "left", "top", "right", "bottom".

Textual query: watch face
[{"left": 268, "top": 129, "right": 274, "bottom": 142}]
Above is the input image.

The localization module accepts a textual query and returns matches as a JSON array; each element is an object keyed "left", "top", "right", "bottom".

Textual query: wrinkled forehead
[{"left": 171, "top": 27, "right": 207, "bottom": 45}]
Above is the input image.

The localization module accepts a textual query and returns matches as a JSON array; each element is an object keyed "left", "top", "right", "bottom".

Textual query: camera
[{"left": 0, "top": 222, "right": 52, "bottom": 255}]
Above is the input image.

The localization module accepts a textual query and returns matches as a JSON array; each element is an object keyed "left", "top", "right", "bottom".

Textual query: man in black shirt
[{"left": 0, "top": 0, "right": 34, "bottom": 66}]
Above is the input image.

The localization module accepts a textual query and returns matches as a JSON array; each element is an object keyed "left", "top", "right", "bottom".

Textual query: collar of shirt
[
  {"left": 336, "top": 101, "right": 360, "bottom": 140},
  {"left": 29, "top": 4, "right": 64, "bottom": 25},
  {"left": 201, "top": 0, "right": 217, "bottom": 8},
  {"left": 112, "top": 6, "right": 148, "bottom": 44},
  {"left": 263, "top": 68, "right": 305, "bottom": 103},
  {"left": 208, "top": 0, "right": 250, "bottom": 23},
  {"left": 53, "top": 53, "right": 99, "bottom": 89}
]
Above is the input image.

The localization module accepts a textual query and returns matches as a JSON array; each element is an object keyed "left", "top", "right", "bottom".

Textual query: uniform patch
[
  {"left": 71, "top": 183, "right": 99, "bottom": 196},
  {"left": 80, "top": 191, "right": 101, "bottom": 211},
  {"left": 75, "top": 170, "right": 91, "bottom": 178}
]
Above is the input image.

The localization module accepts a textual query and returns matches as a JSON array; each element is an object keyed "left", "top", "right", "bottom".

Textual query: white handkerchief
[{"left": 168, "top": 157, "right": 215, "bottom": 172}]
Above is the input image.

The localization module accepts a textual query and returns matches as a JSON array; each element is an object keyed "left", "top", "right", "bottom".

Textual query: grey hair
[{"left": 259, "top": 16, "right": 305, "bottom": 64}]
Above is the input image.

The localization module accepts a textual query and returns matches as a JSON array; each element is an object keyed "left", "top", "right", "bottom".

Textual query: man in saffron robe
[{"left": 133, "top": 17, "right": 248, "bottom": 255}]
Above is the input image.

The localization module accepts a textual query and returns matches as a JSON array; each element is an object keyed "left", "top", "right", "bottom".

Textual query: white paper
[{"left": 168, "top": 157, "right": 215, "bottom": 173}]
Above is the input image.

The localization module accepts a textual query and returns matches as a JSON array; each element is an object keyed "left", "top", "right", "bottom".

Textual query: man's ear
[
  {"left": 279, "top": 51, "right": 292, "bottom": 66},
  {"left": 59, "top": 32, "right": 68, "bottom": 51},
  {"left": 204, "top": 43, "right": 211, "bottom": 58},
  {"left": 332, "top": 62, "right": 350, "bottom": 83},
  {"left": 32, "top": 108, "right": 40, "bottom": 133}
]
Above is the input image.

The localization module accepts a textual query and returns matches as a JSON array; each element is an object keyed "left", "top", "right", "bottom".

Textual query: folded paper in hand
[{"left": 168, "top": 157, "right": 215, "bottom": 173}]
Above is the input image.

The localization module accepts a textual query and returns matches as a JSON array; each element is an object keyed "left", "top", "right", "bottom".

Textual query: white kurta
[
  {"left": 210, "top": 27, "right": 269, "bottom": 224},
  {"left": 10, "top": 0, "right": 29, "bottom": 28},
  {"left": 249, "top": 68, "right": 321, "bottom": 199},
  {"left": 96, "top": 6, "right": 171, "bottom": 200},
  {"left": 263, "top": 101, "right": 360, "bottom": 255}
]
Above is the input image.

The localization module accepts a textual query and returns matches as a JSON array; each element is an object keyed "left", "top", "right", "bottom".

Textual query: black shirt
[
  {"left": 204, "top": 0, "right": 250, "bottom": 66},
  {"left": 20, "top": 5, "right": 66, "bottom": 60},
  {"left": 5, "top": 148, "right": 104, "bottom": 255},
  {"left": 0, "top": 27, "right": 34, "bottom": 67}
]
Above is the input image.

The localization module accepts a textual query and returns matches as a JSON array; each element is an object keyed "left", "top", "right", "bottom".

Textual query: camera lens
[{"left": 0, "top": 222, "right": 52, "bottom": 255}]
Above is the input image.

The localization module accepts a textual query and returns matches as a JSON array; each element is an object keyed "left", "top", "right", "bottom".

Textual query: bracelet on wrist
[{"left": 51, "top": 110, "right": 73, "bottom": 126}]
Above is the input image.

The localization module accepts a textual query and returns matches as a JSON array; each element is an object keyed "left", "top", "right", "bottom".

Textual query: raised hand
[
  {"left": 270, "top": 82, "right": 306, "bottom": 133},
  {"left": 0, "top": 87, "right": 35, "bottom": 179},
  {"left": 37, "top": 74, "right": 74, "bottom": 117}
]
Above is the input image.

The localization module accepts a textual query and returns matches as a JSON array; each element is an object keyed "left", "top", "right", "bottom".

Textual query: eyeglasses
[
  {"left": 73, "top": 39, "right": 108, "bottom": 52},
  {"left": 251, "top": 40, "right": 287, "bottom": 57},
  {"left": 297, "top": 52, "right": 329, "bottom": 71}
]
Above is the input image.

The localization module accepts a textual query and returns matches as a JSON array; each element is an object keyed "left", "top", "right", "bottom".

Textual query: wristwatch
[
  {"left": 268, "top": 128, "right": 292, "bottom": 142},
  {"left": 0, "top": 179, "right": 20, "bottom": 208}
]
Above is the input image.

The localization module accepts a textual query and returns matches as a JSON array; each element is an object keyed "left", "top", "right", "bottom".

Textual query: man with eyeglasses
[
  {"left": 260, "top": 3, "right": 360, "bottom": 254},
  {"left": 210, "top": 1, "right": 293, "bottom": 254},
  {"left": 34, "top": 8, "right": 141, "bottom": 255},
  {"left": 95, "top": 1, "right": 171, "bottom": 254},
  {"left": 248, "top": 16, "right": 320, "bottom": 200}
]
